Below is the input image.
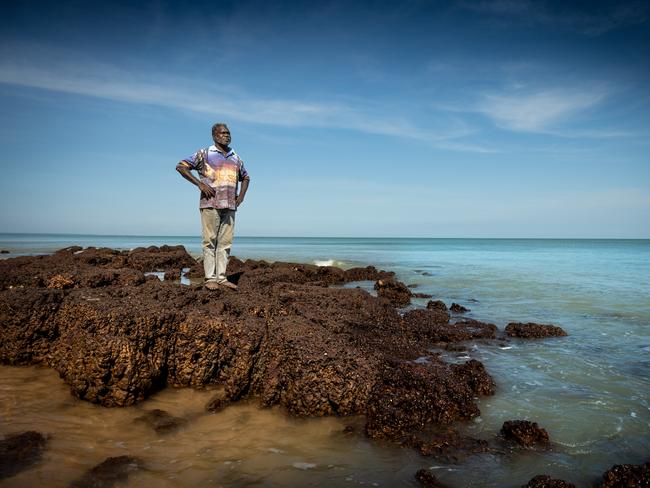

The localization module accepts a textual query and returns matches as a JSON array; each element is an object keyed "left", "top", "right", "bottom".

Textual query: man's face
[{"left": 213, "top": 126, "right": 231, "bottom": 146}]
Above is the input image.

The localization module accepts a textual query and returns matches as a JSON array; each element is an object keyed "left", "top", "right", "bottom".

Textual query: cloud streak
[
  {"left": 0, "top": 43, "right": 490, "bottom": 151},
  {"left": 475, "top": 88, "right": 607, "bottom": 132}
]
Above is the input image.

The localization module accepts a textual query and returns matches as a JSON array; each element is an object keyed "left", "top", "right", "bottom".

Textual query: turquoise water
[{"left": 1, "top": 234, "right": 649, "bottom": 486}]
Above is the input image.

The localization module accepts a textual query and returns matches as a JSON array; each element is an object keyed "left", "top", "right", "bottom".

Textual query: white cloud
[
  {"left": 0, "top": 43, "right": 490, "bottom": 152},
  {"left": 476, "top": 89, "right": 606, "bottom": 132}
]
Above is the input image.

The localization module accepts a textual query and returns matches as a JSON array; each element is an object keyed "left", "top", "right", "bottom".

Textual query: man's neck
[{"left": 214, "top": 143, "right": 231, "bottom": 155}]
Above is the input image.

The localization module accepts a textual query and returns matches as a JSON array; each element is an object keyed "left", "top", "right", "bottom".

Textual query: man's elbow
[{"left": 176, "top": 161, "right": 189, "bottom": 172}]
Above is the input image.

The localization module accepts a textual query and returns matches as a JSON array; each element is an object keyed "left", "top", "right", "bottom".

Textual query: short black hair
[{"left": 211, "top": 123, "right": 229, "bottom": 136}]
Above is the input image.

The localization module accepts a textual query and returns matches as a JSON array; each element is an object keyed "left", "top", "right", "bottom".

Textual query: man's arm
[
  {"left": 236, "top": 176, "right": 250, "bottom": 207},
  {"left": 176, "top": 161, "right": 215, "bottom": 198}
]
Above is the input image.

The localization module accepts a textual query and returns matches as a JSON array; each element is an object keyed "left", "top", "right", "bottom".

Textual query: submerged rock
[
  {"left": 500, "top": 420, "right": 550, "bottom": 448},
  {"left": 135, "top": 409, "right": 188, "bottom": 434},
  {"left": 0, "top": 431, "right": 47, "bottom": 480},
  {"left": 523, "top": 475, "right": 575, "bottom": 488},
  {"left": 598, "top": 460, "right": 650, "bottom": 487},
  {"left": 69, "top": 455, "right": 142, "bottom": 488},
  {"left": 450, "top": 303, "right": 469, "bottom": 313},
  {"left": 374, "top": 278, "right": 412, "bottom": 307},
  {"left": 407, "top": 427, "right": 490, "bottom": 463},
  {"left": 415, "top": 468, "right": 448, "bottom": 487},
  {"left": 505, "top": 322, "right": 567, "bottom": 339}
]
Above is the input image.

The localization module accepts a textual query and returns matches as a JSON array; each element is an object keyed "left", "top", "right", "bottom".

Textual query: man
[{"left": 176, "top": 123, "right": 250, "bottom": 290}]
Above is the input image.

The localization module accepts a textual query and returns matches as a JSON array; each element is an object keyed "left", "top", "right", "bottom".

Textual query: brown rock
[
  {"left": 505, "top": 322, "right": 567, "bottom": 339},
  {"left": 415, "top": 468, "right": 447, "bottom": 487},
  {"left": 426, "top": 300, "right": 448, "bottom": 312},
  {"left": 500, "top": 420, "right": 550, "bottom": 447},
  {"left": 135, "top": 409, "right": 187, "bottom": 435},
  {"left": 0, "top": 431, "right": 47, "bottom": 480},
  {"left": 450, "top": 303, "right": 469, "bottom": 313},
  {"left": 0, "top": 247, "right": 496, "bottom": 454},
  {"left": 374, "top": 278, "right": 412, "bottom": 307},
  {"left": 407, "top": 427, "right": 490, "bottom": 463},
  {"left": 523, "top": 475, "right": 576, "bottom": 488},
  {"left": 403, "top": 311, "right": 497, "bottom": 343},
  {"left": 70, "top": 455, "right": 142, "bottom": 488},
  {"left": 598, "top": 461, "right": 650, "bottom": 487},
  {"left": 47, "top": 274, "right": 75, "bottom": 289}
]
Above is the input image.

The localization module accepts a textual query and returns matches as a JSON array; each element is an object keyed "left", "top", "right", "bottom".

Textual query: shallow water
[{"left": 1, "top": 235, "right": 649, "bottom": 486}]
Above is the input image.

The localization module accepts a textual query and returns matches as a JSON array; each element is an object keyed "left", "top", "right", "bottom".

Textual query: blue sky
[{"left": 1, "top": 0, "right": 649, "bottom": 238}]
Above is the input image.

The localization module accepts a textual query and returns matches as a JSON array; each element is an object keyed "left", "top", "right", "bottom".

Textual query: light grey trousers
[{"left": 200, "top": 208, "right": 236, "bottom": 283}]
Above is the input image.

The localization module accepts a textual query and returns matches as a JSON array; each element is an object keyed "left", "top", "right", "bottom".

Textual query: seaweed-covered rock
[
  {"left": 403, "top": 311, "right": 496, "bottom": 343},
  {"left": 522, "top": 475, "right": 575, "bottom": 488},
  {"left": 70, "top": 455, "right": 142, "bottom": 488},
  {"left": 365, "top": 360, "right": 494, "bottom": 439},
  {"left": 0, "top": 431, "right": 47, "bottom": 480},
  {"left": 415, "top": 468, "right": 447, "bottom": 487},
  {"left": 500, "top": 420, "right": 550, "bottom": 447},
  {"left": 505, "top": 322, "right": 567, "bottom": 339},
  {"left": 407, "top": 427, "right": 490, "bottom": 463},
  {"left": 598, "top": 461, "right": 650, "bottom": 487},
  {"left": 426, "top": 300, "right": 448, "bottom": 312},
  {"left": 0, "top": 247, "right": 498, "bottom": 450},
  {"left": 135, "top": 409, "right": 188, "bottom": 434},
  {"left": 374, "top": 278, "right": 412, "bottom": 307},
  {"left": 450, "top": 303, "right": 469, "bottom": 313}
]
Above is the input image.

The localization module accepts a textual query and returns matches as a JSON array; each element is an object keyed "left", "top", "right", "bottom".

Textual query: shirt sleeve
[
  {"left": 181, "top": 148, "right": 206, "bottom": 171},
  {"left": 239, "top": 157, "right": 249, "bottom": 181}
]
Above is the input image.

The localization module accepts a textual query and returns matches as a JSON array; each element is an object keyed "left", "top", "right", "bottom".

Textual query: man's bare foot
[
  {"left": 204, "top": 281, "right": 219, "bottom": 290},
  {"left": 219, "top": 280, "right": 238, "bottom": 290}
]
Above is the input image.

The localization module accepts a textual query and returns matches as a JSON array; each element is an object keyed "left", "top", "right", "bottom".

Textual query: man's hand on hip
[{"left": 198, "top": 182, "right": 216, "bottom": 198}]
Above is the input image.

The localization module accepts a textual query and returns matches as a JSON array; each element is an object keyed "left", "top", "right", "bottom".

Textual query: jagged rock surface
[
  {"left": 0, "top": 431, "right": 47, "bottom": 480},
  {"left": 505, "top": 322, "right": 567, "bottom": 339},
  {"left": 0, "top": 246, "right": 496, "bottom": 444}
]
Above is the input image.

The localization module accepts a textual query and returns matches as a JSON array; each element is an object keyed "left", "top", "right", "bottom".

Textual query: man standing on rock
[{"left": 176, "top": 123, "right": 250, "bottom": 290}]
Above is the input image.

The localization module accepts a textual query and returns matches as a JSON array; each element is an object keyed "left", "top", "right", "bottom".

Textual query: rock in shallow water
[
  {"left": 0, "top": 431, "right": 47, "bottom": 480},
  {"left": 415, "top": 468, "right": 448, "bottom": 487},
  {"left": 505, "top": 322, "right": 567, "bottom": 339},
  {"left": 69, "top": 455, "right": 142, "bottom": 488},
  {"left": 523, "top": 475, "right": 576, "bottom": 488},
  {"left": 135, "top": 409, "right": 188, "bottom": 435},
  {"left": 500, "top": 420, "right": 550, "bottom": 448},
  {"left": 598, "top": 460, "right": 650, "bottom": 487}
]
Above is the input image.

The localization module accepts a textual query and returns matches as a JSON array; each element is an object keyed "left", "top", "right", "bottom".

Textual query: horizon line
[{"left": 1, "top": 232, "right": 649, "bottom": 241}]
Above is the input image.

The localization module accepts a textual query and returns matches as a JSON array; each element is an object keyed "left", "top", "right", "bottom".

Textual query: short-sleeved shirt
[{"left": 181, "top": 145, "right": 249, "bottom": 210}]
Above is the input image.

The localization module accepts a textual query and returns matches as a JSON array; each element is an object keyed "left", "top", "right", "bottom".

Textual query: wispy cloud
[
  {"left": 475, "top": 88, "right": 606, "bottom": 132},
  {"left": 0, "top": 43, "right": 490, "bottom": 152}
]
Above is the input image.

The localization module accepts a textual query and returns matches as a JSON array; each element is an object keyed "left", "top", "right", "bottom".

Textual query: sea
[{"left": 1, "top": 234, "right": 649, "bottom": 487}]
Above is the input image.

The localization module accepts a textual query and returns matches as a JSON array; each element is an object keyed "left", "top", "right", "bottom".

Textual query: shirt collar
[{"left": 208, "top": 144, "right": 234, "bottom": 157}]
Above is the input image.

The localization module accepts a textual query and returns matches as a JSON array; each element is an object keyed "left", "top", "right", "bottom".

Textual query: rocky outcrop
[
  {"left": 69, "top": 456, "right": 142, "bottom": 488},
  {"left": 0, "top": 431, "right": 47, "bottom": 480},
  {"left": 374, "top": 278, "right": 412, "bottom": 307},
  {"left": 0, "top": 246, "right": 497, "bottom": 447},
  {"left": 598, "top": 461, "right": 650, "bottom": 487},
  {"left": 500, "top": 420, "right": 550, "bottom": 447},
  {"left": 450, "top": 303, "right": 469, "bottom": 313},
  {"left": 415, "top": 469, "right": 448, "bottom": 487},
  {"left": 505, "top": 322, "right": 567, "bottom": 339},
  {"left": 523, "top": 475, "right": 575, "bottom": 488},
  {"left": 135, "top": 409, "right": 188, "bottom": 435}
]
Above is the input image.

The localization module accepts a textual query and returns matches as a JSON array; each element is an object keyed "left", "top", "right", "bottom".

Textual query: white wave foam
[{"left": 313, "top": 259, "right": 344, "bottom": 267}]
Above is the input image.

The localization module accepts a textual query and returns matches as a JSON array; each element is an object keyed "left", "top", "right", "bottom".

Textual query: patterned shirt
[{"left": 181, "top": 145, "right": 249, "bottom": 210}]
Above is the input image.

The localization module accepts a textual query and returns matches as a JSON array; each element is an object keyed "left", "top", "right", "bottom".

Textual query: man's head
[{"left": 212, "top": 123, "right": 231, "bottom": 147}]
